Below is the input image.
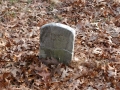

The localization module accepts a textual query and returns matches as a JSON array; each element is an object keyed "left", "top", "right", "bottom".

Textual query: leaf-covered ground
[{"left": 0, "top": 0, "right": 120, "bottom": 89}]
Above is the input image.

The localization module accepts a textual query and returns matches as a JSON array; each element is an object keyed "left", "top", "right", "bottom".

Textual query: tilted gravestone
[{"left": 40, "top": 23, "right": 75, "bottom": 64}]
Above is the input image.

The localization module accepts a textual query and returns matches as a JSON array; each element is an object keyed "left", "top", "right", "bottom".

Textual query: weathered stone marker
[{"left": 40, "top": 23, "right": 75, "bottom": 64}]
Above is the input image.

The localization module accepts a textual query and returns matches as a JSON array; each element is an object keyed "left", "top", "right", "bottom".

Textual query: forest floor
[{"left": 0, "top": 0, "right": 120, "bottom": 90}]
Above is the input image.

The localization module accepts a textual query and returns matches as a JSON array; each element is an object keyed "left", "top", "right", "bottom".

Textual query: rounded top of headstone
[{"left": 41, "top": 23, "right": 75, "bottom": 35}]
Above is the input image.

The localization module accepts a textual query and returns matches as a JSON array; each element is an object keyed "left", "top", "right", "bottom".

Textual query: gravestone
[{"left": 40, "top": 23, "right": 75, "bottom": 64}]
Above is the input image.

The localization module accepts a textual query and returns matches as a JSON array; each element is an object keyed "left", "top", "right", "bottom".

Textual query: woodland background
[{"left": 0, "top": 0, "right": 120, "bottom": 89}]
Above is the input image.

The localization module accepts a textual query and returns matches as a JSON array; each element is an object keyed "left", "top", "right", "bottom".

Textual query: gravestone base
[{"left": 40, "top": 47, "right": 72, "bottom": 64}]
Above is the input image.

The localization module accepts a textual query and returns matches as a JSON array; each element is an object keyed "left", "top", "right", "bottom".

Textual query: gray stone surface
[{"left": 40, "top": 23, "right": 75, "bottom": 64}]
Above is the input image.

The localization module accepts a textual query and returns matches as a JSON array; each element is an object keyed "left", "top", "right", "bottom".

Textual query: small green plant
[
  {"left": 5, "top": 10, "right": 16, "bottom": 18},
  {"left": 27, "top": 0, "right": 32, "bottom": 4},
  {"left": 9, "top": 0, "right": 18, "bottom": 4}
]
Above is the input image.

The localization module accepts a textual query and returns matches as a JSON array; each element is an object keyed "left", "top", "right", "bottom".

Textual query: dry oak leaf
[{"left": 36, "top": 71, "right": 51, "bottom": 82}]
